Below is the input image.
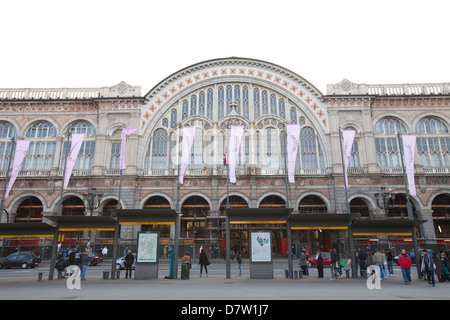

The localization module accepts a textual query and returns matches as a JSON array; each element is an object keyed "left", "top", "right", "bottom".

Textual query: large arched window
[
  {"left": 374, "top": 117, "right": 407, "bottom": 168},
  {"left": 0, "top": 122, "right": 17, "bottom": 171},
  {"left": 62, "top": 121, "right": 96, "bottom": 171},
  {"left": 24, "top": 121, "right": 57, "bottom": 171},
  {"left": 146, "top": 128, "right": 168, "bottom": 170},
  {"left": 415, "top": 117, "right": 450, "bottom": 168},
  {"left": 300, "top": 127, "right": 325, "bottom": 169}
]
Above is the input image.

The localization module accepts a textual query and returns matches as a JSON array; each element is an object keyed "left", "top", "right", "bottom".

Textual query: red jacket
[{"left": 398, "top": 254, "right": 412, "bottom": 269}]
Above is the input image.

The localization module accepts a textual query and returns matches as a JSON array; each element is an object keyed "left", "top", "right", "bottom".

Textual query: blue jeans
[
  {"left": 387, "top": 261, "right": 394, "bottom": 275},
  {"left": 81, "top": 265, "right": 88, "bottom": 280},
  {"left": 376, "top": 264, "right": 385, "bottom": 280},
  {"left": 401, "top": 268, "right": 411, "bottom": 283}
]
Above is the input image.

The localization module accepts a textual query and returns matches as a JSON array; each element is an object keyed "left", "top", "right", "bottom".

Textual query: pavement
[{"left": 0, "top": 260, "right": 449, "bottom": 301}]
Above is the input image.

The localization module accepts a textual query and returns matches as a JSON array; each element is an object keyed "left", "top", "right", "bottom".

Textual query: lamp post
[
  {"left": 374, "top": 187, "right": 395, "bottom": 248},
  {"left": 83, "top": 187, "right": 103, "bottom": 248}
]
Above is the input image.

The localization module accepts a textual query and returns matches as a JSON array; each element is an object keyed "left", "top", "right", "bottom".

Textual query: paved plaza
[{"left": 0, "top": 260, "right": 448, "bottom": 301}]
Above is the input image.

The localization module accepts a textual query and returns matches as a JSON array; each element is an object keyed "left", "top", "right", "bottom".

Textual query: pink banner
[
  {"left": 286, "top": 124, "right": 300, "bottom": 183},
  {"left": 179, "top": 126, "right": 196, "bottom": 184},
  {"left": 5, "top": 140, "right": 30, "bottom": 199},
  {"left": 228, "top": 126, "right": 244, "bottom": 184},
  {"left": 63, "top": 133, "right": 84, "bottom": 189},
  {"left": 402, "top": 134, "right": 417, "bottom": 196},
  {"left": 342, "top": 130, "right": 356, "bottom": 189},
  {"left": 120, "top": 126, "right": 138, "bottom": 170}
]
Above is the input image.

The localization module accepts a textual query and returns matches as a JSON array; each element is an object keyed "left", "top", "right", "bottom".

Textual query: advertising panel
[
  {"left": 137, "top": 232, "right": 159, "bottom": 263},
  {"left": 250, "top": 231, "right": 272, "bottom": 262}
]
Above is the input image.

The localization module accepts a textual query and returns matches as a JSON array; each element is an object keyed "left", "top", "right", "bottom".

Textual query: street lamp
[
  {"left": 83, "top": 188, "right": 103, "bottom": 248},
  {"left": 374, "top": 187, "right": 396, "bottom": 219}
]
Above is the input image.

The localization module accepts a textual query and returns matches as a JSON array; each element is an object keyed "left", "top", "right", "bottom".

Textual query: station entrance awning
[
  {"left": 45, "top": 216, "right": 116, "bottom": 231},
  {"left": 226, "top": 208, "right": 293, "bottom": 223},
  {"left": 351, "top": 219, "right": 427, "bottom": 236},
  {"left": 108, "top": 209, "right": 177, "bottom": 225},
  {"left": 0, "top": 222, "right": 56, "bottom": 238},
  {"left": 287, "top": 213, "right": 360, "bottom": 230}
]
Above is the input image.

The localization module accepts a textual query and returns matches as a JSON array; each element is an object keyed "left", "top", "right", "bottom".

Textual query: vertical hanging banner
[
  {"left": 401, "top": 134, "right": 417, "bottom": 196},
  {"left": 63, "top": 133, "right": 85, "bottom": 189},
  {"left": 120, "top": 126, "right": 138, "bottom": 170},
  {"left": 342, "top": 130, "right": 356, "bottom": 189},
  {"left": 286, "top": 124, "right": 300, "bottom": 183},
  {"left": 228, "top": 125, "right": 244, "bottom": 184},
  {"left": 179, "top": 126, "right": 196, "bottom": 184},
  {"left": 5, "top": 140, "right": 30, "bottom": 198}
]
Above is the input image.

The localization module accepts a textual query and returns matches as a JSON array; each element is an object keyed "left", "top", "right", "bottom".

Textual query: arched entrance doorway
[
  {"left": 14, "top": 197, "right": 43, "bottom": 222},
  {"left": 432, "top": 194, "right": 450, "bottom": 239},
  {"left": 350, "top": 198, "right": 370, "bottom": 219},
  {"left": 142, "top": 196, "right": 172, "bottom": 240},
  {"left": 219, "top": 196, "right": 249, "bottom": 256},
  {"left": 180, "top": 196, "right": 210, "bottom": 257},
  {"left": 259, "top": 195, "right": 287, "bottom": 255},
  {"left": 61, "top": 196, "right": 85, "bottom": 244},
  {"left": 296, "top": 195, "right": 328, "bottom": 253}
]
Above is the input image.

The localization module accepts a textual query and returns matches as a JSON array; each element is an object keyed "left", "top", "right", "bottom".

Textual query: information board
[
  {"left": 250, "top": 231, "right": 272, "bottom": 262},
  {"left": 137, "top": 232, "right": 159, "bottom": 263}
]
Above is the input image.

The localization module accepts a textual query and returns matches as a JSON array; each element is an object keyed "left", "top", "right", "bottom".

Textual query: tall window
[
  {"left": 374, "top": 117, "right": 406, "bottom": 167},
  {"left": 0, "top": 122, "right": 17, "bottom": 170},
  {"left": 300, "top": 127, "right": 325, "bottom": 169},
  {"left": 110, "top": 143, "right": 121, "bottom": 169},
  {"left": 148, "top": 128, "right": 168, "bottom": 170},
  {"left": 62, "top": 121, "right": 96, "bottom": 171},
  {"left": 416, "top": 117, "right": 450, "bottom": 167},
  {"left": 24, "top": 121, "right": 57, "bottom": 171}
]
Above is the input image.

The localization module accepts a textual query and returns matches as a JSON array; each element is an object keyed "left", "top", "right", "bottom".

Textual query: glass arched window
[
  {"left": 242, "top": 86, "right": 249, "bottom": 119},
  {"left": 148, "top": 128, "right": 168, "bottom": 170},
  {"left": 24, "top": 121, "right": 57, "bottom": 171},
  {"left": 264, "top": 128, "right": 279, "bottom": 169},
  {"left": 218, "top": 86, "right": 224, "bottom": 119},
  {"left": 374, "top": 117, "right": 407, "bottom": 167},
  {"left": 416, "top": 117, "right": 450, "bottom": 167},
  {"left": 0, "top": 122, "right": 17, "bottom": 170},
  {"left": 300, "top": 127, "right": 325, "bottom": 169},
  {"left": 62, "top": 121, "right": 96, "bottom": 171},
  {"left": 254, "top": 88, "right": 261, "bottom": 119},
  {"left": 207, "top": 89, "right": 213, "bottom": 120}
]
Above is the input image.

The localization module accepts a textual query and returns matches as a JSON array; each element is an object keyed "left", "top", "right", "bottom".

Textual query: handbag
[{"left": 443, "top": 265, "right": 449, "bottom": 275}]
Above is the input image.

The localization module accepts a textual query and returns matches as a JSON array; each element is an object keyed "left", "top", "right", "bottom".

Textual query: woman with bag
[{"left": 199, "top": 248, "right": 209, "bottom": 277}]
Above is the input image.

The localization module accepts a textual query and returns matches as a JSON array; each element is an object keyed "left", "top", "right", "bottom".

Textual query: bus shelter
[
  {"left": 287, "top": 213, "right": 360, "bottom": 278},
  {"left": 45, "top": 215, "right": 116, "bottom": 280},
  {"left": 108, "top": 209, "right": 177, "bottom": 279},
  {"left": 226, "top": 208, "right": 293, "bottom": 279}
]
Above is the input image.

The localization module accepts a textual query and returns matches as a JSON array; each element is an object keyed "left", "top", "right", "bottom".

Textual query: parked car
[
  {"left": 0, "top": 251, "right": 40, "bottom": 269},
  {"left": 116, "top": 253, "right": 136, "bottom": 270},
  {"left": 394, "top": 249, "right": 433, "bottom": 265},
  {"left": 307, "top": 251, "right": 331, "bottom": 267}
]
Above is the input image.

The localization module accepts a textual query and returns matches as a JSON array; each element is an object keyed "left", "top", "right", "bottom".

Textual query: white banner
[
  {"left": 402, "top": 134, "right": 417, "bottom": 196},
  {"left": 286, "top": 124, "right": 300, "bottom": 183},
  {"left": 342, "top": 130, "right": 356, "bottom": 189},
  {"left": 228, "top": 125, "right": 244, "bottom": 184},
  {"left": 120, "top": 126, "right": 138, "bottom": 170},
  {"left": 63, "top": 133, "right": 84, "bottom": 189},
  {"left": 179, "top": 126, "right": 196, "bottom": 184},
  {"left": 5, "top": 140, "right": 30, "bottom": 198}
]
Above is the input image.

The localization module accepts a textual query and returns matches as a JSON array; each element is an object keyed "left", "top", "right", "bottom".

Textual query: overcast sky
[{"left": 1, "top": 0, "right": 449, "bottom": 95}]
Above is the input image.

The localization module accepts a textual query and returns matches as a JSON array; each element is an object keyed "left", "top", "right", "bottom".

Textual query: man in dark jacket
[
  {"left": 125, "top": 250, "right": 134, "bottom": 279},
  {"left": 357, "top": 248, "right": 367, "bottom": 278},
  {"left": 330, "top": 248, "right": 339, "bottom": 280}
]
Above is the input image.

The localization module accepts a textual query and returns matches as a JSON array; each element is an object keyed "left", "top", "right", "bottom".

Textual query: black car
[{"left": 0, "top": 251, "right": 40, "bottom": 269}]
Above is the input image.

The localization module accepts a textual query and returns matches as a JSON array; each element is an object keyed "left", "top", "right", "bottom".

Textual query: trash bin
[
  {"left": 181, "top": 262, "right": 190, "bottom": 280},
  {"left": 103, "top": 271, "right": 110, "bottom": 280},
  {"left": 38, "top": 272, "right": 44, "bottom": 281}
]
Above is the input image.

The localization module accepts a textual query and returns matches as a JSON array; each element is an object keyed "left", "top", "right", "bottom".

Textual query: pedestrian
[
  {"left": 441, "top": 252, "right": 450, "bottom": 282},
  {"left": 421, "top": 249, "right": 435, "bottom": 287},
  {"left": 199, "top": 248, "right": 209, "bottom": 277},
  {"left": 182, "top": 251, "right": 192, "bottom": 269},
  {"left": 357, "top": 248, "right": 367, "bottom": 278},
  {"left": 432, "top": 252, "right": 443, "bottom": 283},
  {"left": 299, "top": 250, "right": 309, "bottom": 276},
  {"left": 373, "top": 249, "right": 385, "bottom": 280},
  {"left": 398, "top": 249, "right": 412, "bottom": 285},
  {"left": 125, "top": 249, "right": 134, "bottom": 279},
  {"left": 385, "top": 249, "right": 394, "bottom": 276},
  {"left": 330, "top": 248, "right": 339, "bottom": 280},
  {"left": 80, "top": 248, "right": 91, "bottom": 281},
  {"left": 55, "top": 254, "right": 66, "bottom": 278},
  {"left": 236, "top": 250, "right": 242, "bottom": 276},
  {"left": 316, "top": 251, "right": 324, "bottom": 278},
  {"left": 102, "top": 246, "right": 108, "bottom": 260},
  {"left": 163, "top": 245, "right": 168, "bottom": 259}
]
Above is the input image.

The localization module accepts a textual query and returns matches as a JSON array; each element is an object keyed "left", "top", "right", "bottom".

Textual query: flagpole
[
  {"left": 338, "top": 127, "right": 351, "bottom": 214},
  {"left": 398, "top": 133, "right": 421, "bottom": 279},
  {"left": 225, "top": 122, "right": 231, "bottom": 279},
  {"left": 283, "top": 124, "right": 294, "bottom": 279},
  {"left": 174, "top": 123, "right": 182, "bottom": 279}
]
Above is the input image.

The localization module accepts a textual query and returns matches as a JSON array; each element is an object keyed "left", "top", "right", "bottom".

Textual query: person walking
[
  {"left": 421, "top": 249, "right": 436, "bottom": 286},
  {"left": 432, "top": 252, "right": 443, "bottom": 283},
  {"left": 441, "top": 252, "right": 450, "bottom": 282},
  {"left": 236, "top": 250, "right": 242, "bottom": 276},
  {"left": 199, "top": 248, "right": 209, "bottom": 277},
  {"left": 373, "top": 249, "right": 385, "bottom": 280},
  {"left": 330, "top": 248, "right": 339, "bottom": 280},
  {"left": 102, "top": 246, "right": 108, "bottom": 261},
  {"left": 385, "top": 249, "right": 394, "bottom": 276},
  {"left": 299, "top": 250, "right": 309, "bottom": 276},
  {"left": 357, "top": 248, "right": 367, "bottom": 278},
  {"left": 125, "top": 249, "right": 134, "bottom": 279},
  {"left": 398, "top": 249, "right": 412, "bottom": 285},
  {"left": 80, "top": 248, "right": 91, "bottom": 281},
  {"left": 316, "top": 251, "right": 324, "bottom": 278}
]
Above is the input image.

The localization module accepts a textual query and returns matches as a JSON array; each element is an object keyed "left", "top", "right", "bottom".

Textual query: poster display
[
  {"left": 251, "top": 232, "right": 272, "bottom": 262},
  {"left": 137, "top": 232, "right": 159, "bottom": 263}
]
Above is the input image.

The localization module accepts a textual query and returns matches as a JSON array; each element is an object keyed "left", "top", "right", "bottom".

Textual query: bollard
[
  {"left": 284, "top": 270, "right": 289, "bottom": 278},
  {"left": 103, "top": 271, "right": 110, "bottom": 280},
  {"left": 57, "top": 271, "right": 62, "bottom": 279},
  {"left": 345, "top": 270, "right": 350, "bottom": 278},
  {"left": 38, "top": 272, "right": 44, "bottom": 281},
  {"left": 116, "top": 270, "right": 120, "bottom": 279},
  {"left": 293, "top": 270, "right": 298, "bottom": 279},
  {"left": 361, "top": 270, "right": 367, "bottom": 279},
  {"left": 298, "top": 270, "right": 303, "bottom": 279}
]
